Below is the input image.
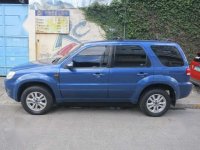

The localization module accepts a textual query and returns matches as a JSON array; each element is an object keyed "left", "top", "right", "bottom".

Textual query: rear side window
[
  {"left": 151, "top": 45, "right": 184, "bottom": 67},
  {"left": 113, "top": 45, "right": 150, "bottom": 67}
]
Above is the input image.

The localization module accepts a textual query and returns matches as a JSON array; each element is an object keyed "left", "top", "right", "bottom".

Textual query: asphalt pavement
[{"left": 0, "top": 104, "right": 200, "bottom": 150}]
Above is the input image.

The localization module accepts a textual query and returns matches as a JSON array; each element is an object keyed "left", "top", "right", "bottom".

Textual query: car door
[
  {"left": 59, "top": 45, "right": 111, "bottom": 102},
  {"left": 109, "top": 44, "right": 153, "bottom": 101}
]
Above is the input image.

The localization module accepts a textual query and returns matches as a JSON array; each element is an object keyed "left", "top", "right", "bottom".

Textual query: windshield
[
  {"left": 52, "top": 44, "right": 82, "bottom": 64},
  {"left": 193, "top": 53, "right": 200, "bottom": 62}
]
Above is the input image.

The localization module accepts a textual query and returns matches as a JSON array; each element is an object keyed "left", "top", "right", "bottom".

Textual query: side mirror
[{"left": 65, "top": 61, "right": 74, "bottom": 70}]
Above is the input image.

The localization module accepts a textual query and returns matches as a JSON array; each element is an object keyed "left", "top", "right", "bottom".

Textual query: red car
[{"left": 190, "top": 53, "right": 200, "bottom": 86}]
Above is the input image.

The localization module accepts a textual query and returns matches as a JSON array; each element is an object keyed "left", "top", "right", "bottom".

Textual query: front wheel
[
  {"left": 21, "top": 86, "right": 53, "bottom": 115},
  {"left": 139, "top": 89, "right": 171, "bottom": 117}
]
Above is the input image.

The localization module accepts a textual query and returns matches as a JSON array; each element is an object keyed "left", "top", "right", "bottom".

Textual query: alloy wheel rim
[
  {"left": 26, "top": 92, "right": 47, "bottom": 111},
  {"left": 146, "top": 94, "right": 167, "bottom": 113}
]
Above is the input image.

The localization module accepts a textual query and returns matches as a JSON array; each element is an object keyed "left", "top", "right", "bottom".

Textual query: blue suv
[{"left": 4, "top": 40, "right": 192, "bottom": 116}]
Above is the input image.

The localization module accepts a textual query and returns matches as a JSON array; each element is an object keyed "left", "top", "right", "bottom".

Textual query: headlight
[{"left": 6, "top": 71, "right": 16, "bottom": 79}]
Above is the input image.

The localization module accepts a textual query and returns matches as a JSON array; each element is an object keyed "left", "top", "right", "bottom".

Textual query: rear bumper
[
  {"left": 190, "top": 78, "right": 200, "bottom": 86},
  {"left": 178, "top": 82, "right": 193, "bottom": 99}
]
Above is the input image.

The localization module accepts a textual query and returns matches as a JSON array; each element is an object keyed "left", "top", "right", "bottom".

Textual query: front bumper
[{"left": 4, "top": 79, "right": 18, "bottom": 101}]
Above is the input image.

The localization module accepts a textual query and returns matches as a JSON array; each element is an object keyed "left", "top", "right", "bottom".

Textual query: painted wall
[
  {"left": 29, "top": 0, "right": 111, "bottom": 9},
  {"left": 0, "top": 4, "right": 29, "bottom": 76},
  {"left": 23, "top": 0, "right": 109, "bottom": 60}
]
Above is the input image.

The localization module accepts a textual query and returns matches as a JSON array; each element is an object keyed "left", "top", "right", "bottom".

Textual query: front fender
[
  {"left": 14, "top": 73, "right": 61, "bottom": 101},
  {"left": 131, "top": 75, "right": 180, "bottom": 103}
]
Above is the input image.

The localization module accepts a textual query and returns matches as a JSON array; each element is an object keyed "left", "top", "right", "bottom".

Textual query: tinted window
[
  {"left": 194, "top": 53, "right": 200, "bottom": 62},
  {"left": 73, "top": 46, "right": 109, "bottom": 68},
  {"left": 151, "top": 45, "right": 184, "bottom": 67},
  {"left": 194, "top": 57, "right": 200, "bottom": 62},
  {"left": 113, "top": 45, "right": 150, "bottom": 67}
]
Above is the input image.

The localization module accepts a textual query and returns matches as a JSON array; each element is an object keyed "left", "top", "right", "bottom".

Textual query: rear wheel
[
  {"left": 21, "top": 86, "right": 53, "bottom": 115},
  {"left": 139, "top": 89, "right": 171, "bottom": 117}
]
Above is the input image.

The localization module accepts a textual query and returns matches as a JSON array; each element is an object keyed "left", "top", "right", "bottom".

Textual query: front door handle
[
  {"left": 137, "top": 72, "right": 148, "bottom": 76},
  {"left": 93, "top": 73, "right": 104, "bottom": 78}
]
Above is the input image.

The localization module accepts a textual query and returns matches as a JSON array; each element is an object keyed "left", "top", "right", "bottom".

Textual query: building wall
[
  {"left": 29, "top": 0, "right": 111, "bottom": 9},
  {"left": 0, "top": 0, "right": 109, "bottom": 75},
  {"left": 24, "top": 0, "right": 108, "bottom": 61}
]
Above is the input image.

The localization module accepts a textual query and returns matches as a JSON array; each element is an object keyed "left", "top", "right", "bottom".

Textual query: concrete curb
[{"left": 176, "top": 103, "right": 200, "bottom": 109}]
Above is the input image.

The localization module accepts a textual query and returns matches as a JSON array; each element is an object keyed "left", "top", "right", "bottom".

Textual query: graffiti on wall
[
  {"left": 28, "top": 0, "right": 107, "bottom": 59},
  {"left": 29, "top": 0, "right": 111, "bottom": 9}
]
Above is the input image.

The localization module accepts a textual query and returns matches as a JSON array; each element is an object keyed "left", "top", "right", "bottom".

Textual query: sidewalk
[{"left": 0, "top": 77, "right": 200, "bottom": 107}]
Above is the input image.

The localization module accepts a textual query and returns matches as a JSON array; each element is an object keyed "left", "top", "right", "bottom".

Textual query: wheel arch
[
  {"left": 138, "top": 84, "right": 176, "bottom": 106},
  {"left": 17, "top": 81, "right": 56, "bottom": 103}
]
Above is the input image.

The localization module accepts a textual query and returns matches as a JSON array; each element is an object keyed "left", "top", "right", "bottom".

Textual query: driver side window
[{"left": 73, "top": 46, "right": 109, "bottom": 68}]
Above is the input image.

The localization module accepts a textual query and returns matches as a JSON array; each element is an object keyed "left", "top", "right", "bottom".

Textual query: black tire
[
  {"left": 21, "top": 86, "right": 53, "bottom": 115},
  {"left": 139, "top": 89, "right": 171, "bottom": 117}
]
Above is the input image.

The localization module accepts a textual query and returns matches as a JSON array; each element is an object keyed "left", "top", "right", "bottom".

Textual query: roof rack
[{"left": 112, "top": 37, "right": 124, "bottom": 40}]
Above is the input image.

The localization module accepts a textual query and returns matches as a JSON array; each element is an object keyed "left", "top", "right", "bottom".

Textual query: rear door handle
[
  {"left": 93, "top": 73, "right": 104, "bottom": 78},
  {"left": 137, "top": 72, "right": 148, "bottom": 76}
]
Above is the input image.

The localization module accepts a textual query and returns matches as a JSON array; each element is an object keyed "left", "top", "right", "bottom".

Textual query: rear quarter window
[{"left": 151, "top": 45, "right": 184, "bottom": 67}]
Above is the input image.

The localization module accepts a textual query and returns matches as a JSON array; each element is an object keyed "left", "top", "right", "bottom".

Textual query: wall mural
[
  {"left": 28, "top": 0, "right": 109, "bottom": 59},
  {"left": 29, "top": 0, "right": 111, "bottom": 9}
]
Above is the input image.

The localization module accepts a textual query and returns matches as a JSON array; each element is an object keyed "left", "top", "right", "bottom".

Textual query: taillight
[{"left": 186, "top": 67, "right": 191, "bottom": 76}]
